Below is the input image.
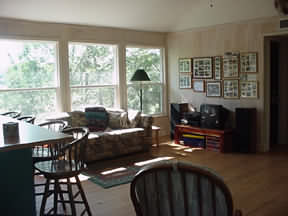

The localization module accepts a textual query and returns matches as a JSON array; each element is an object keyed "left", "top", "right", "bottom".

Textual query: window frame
[
  {"left": 125, "top": 45, "right": 166, "bottom": 116},
  {"left": 68, "top": 42, "right": 119, "bottom": 111},
  {"left": 0, "top": 38, "right": 61, "bottom": 114}
]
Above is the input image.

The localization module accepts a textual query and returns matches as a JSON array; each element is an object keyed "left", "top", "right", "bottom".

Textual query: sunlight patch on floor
[
  {"left": 184, "top": 147, "right": 204, "bottom": 152},
  {"left": 101, "top": 167, "right": 127, "bottom": 175},
  {"left": 134, "top": 156, "right": 174, "bottom": 166}
]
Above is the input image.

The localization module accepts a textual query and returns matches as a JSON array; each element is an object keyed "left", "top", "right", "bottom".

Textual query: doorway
[{"left": 267, "top": 35, "right": 288, "bottom": 151}]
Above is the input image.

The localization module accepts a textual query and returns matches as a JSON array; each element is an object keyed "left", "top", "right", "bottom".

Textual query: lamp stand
[{"left": 140, "top": 82, "right": 143, "bottom": 112}]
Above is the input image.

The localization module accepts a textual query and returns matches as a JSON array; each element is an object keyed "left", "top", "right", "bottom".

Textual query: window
[
  {"left": 0, "top": 40, "right": 58, "bottom": 115},
  {"left": 69, "top": 43, "right": 118, "bottom": 111},
  {"left": 126, "top": 47, "right": 164, "bottom": 115}
]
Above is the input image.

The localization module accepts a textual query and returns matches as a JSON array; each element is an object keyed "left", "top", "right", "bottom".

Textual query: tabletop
[{"left": 0, "top": 115, "right": 72, "bottom": 152}]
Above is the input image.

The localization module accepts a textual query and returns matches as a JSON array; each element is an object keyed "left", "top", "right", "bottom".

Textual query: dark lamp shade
[{"left": 130, "top": 69, "right": 150, "bottom": 82}]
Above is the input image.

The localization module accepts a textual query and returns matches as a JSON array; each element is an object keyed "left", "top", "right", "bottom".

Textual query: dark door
[{"left": 270, "top": 40, "right": 279, "bottom": 148}]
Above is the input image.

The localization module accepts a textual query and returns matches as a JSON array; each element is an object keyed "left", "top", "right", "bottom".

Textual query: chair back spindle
[{"left": 1, "top": 111, "right": 21, "bottom": 118}]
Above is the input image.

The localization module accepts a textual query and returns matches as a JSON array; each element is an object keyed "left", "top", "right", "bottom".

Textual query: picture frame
[
  {"left": 193, "top": 80, "right": 205, "bottom": 92},
  {"left": 213, "top": 56, "right": 222, "bottom": 80},
  {"left": 206, "top": 81, "right": 221, "bottom": 97},
  {"left": 240, "top": 81, "right": 258, "bottom": 98},
  {"left": 223, "top": 55, "right": 239, "bottom": 78},
  {"left": 223, "top": 80, "right": 239, "bottom": 99},
  {"left": 179, "top": 73, "right": 192, "bottom": 89},
  {"left": 179, "top": 58, "right": 192, "bottom": 73},
  {"left": 240, "top": 52, "right": 258, "bottom": 73},
  {"left": 192, "top": 57, "right": 213, "bottom": 79}
]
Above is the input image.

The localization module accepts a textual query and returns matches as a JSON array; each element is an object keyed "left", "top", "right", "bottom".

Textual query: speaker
[
  {"left": 170, "top": 103, "right": 188, "bottom": 139},
  {"left": 234, "top": 108, "right": 257, "bottom": 153}
]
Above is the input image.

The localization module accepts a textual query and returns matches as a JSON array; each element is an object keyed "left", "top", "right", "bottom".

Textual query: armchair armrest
[{"left": 138, "top": 114, "right": 153, "bottom": 137}]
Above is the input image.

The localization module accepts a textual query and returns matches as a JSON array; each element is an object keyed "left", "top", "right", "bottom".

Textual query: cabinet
[
  {"left": 170, "top": 103, "right": 189, "bottom": 139},
  {"left": 174, "top": 125, "right": 233, "bottom": 153}
]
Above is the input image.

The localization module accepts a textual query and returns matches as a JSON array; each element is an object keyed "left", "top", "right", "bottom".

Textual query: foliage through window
[
  {"left": 0, "top": 40, "right": 58, "bottom": 115},
  {"left": 126, "top": 47, "right": 164, "bottom": 115},
  {"left": 69, "top": 43, "right": 117, "bottom": 111}
]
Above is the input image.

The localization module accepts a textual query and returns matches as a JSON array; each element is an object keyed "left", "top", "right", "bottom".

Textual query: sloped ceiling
[{"left": 0, "top": 0, "right": 279, "bottom": 32}]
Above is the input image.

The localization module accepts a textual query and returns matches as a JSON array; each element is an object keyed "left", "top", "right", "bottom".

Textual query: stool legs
[
  {"left": 67, "top": 177, "right": 77, "bottom": 215},
  {"left": 39, "top": 176, "right": 91, "bottom": 216},
  {"left": 75, "top": 175, "right": 92, "bottom": 216}
]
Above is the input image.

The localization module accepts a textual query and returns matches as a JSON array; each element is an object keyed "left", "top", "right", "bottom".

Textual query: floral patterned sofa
[{"left": 65, "top": 108, "right": 153, "bottom": 163}]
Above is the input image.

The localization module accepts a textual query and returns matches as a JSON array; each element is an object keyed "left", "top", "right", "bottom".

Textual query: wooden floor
[{"left": 36, "top": 138, "right": 288, "bottom": 216}]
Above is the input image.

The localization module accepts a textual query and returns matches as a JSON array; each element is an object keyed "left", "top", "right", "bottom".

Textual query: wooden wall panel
[{"left": 167, "top": 17, "right": 280, "bottom": 152}]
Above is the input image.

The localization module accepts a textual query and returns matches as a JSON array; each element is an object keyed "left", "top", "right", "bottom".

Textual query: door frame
[{"left": 263, "top": 31, "right": 288, "bottom": 151}]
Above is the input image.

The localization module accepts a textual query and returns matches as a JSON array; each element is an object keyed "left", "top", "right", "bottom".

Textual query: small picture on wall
[
  {"left": 193, "top": 57, "right": 213, "bottom": 79},
  {"left": 223, "top": 55, "right": 239, "bottom": 78},
  {"left": 214, "top": 56, "right": 222, "bottom": 80},
  {"left": 223, "top": 80, "right": 239, "bottom": 99},
  {"left": 193, "top": 80, "right": 205, "bottom": 92},
  {"left": 179, "top": 74, "right": 192, "bottom": 89},
  {"left": 240, "top": 81, "right": 258, "bottom": 98},
  {"left": 240, "top": 52, "right": 258, "bottom": 73},
  {"left": 206, "top": 81, "right": 221, "bottom": 97},
  {"left": 179, "top": 58, "right": 192, "bottom": 73}
]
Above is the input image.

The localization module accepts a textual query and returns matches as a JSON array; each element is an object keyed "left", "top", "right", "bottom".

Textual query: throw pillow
[
  {"left": 120, "top": 112, "right": 129, "bottom": 128},
  {"left": 108, "top": 111, "right": 122, "bottom": 129},
  {"left": 69, "top": 111, "right": 88, "bottom": 127},
  {"left": 128, "top": 110, "right": 141, "bottom": 128},
  {"left": 85, "top": 106, "right": 109, "bottom": 132}
]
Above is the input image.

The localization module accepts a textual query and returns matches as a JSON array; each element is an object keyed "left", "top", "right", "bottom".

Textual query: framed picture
[
  {"left": 223, "top": 55, "right": 239, "bottom": 78},
  {"left": 214, "top": 56, "right": 222, "bottom": 80},
  {"left": 193, "top": 80, "right": 205, "bottom": 92},
  {"left": 179, "top": 58, "right": 192, "bottom": 73},
  {"left": 206, "top": 81, "right": 221, "bottom": 97},
  {"left": 223, "top": 80, "right": 239, "bottom": 99},
  {"left": 240, "top": 52, "right": 258, "bottom": 73},
  {"left": 179, "top": 74, "right": 192, "bottom": 89},
  {"left": 193, "top": 57, "right": 213, "bottom": 79},
  {"left": 240, "top": 81, "right": 258, "bottom": 98}
]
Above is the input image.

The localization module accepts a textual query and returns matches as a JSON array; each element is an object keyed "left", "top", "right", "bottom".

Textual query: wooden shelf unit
[{"left": 174, "top": 125, "right": 233, "bottom": 152}]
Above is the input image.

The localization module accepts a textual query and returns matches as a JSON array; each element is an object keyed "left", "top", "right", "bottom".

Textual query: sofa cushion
[{"left": 128, "top": 110, "right": 141, "bottom": 128}]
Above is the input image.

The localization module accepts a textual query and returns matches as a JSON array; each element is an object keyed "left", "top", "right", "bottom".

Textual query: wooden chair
[
  {"left": 1, "top": 111, "right": 21, "bottom": 118},
  {"left": 18, "top": 115, "right": 36, "bottom": 124},
  {"left": 34, "top": 127, "right": 92, "bottom": 216},
  {"left": 33, "top": 120, "right": 68, "bottom": 196},
  {"left": 130, "top": 161, "right": 242, "bottom": 216}
]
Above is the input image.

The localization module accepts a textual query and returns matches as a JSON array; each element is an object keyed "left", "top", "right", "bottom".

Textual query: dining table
[{"left": 0, "top": 115, "right": 72, "bottom": 216}]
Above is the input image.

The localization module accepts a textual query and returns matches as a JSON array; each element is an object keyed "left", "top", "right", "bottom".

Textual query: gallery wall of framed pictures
[{"left": 178, "top": 51, "right": 259, "bottom": 99}]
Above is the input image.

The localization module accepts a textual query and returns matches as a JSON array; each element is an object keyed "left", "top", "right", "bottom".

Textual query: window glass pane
[
  {"left": 0, "top": 40, "right": 57, "bottom": 89},
  {"left": 126, "top": 48, "right": 161, "bottom": 84},
  {"left": 0, "top": 90, "right": 57, "bottom": 115},
  {"left": 69, "top": 43, "right": 116, "bottom": 86},
  {"left": 71, "top": 87, "right": 115, "bottom": 111},
  {"left": 127, "top": 84, "right": 162, "bottom": 115}
]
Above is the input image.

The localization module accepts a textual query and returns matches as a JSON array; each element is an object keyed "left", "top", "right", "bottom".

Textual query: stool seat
[{"left": 35, "top": 160, "right": 87, "bottom": 179}]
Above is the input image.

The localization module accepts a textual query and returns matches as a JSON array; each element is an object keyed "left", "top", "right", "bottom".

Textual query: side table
[{"left": 152, "top": 125, "right": 160, "bottom": 147}]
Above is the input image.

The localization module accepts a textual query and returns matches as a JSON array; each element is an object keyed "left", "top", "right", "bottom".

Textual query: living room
[{"left": 0, "top": 0, "right": 288, "bottom": 215}]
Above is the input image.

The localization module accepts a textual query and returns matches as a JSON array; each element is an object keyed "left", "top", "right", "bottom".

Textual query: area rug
[
  {"left": 87, "top": 156, "right": 174, "bottom": 189},
  {"left": 88, "top": 165, "right": 140, "bottom": 188}
]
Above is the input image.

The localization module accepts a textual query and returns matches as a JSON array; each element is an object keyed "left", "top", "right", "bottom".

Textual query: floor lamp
[{"left": 130, "top": 69, "right": 150, "bottom": 112}]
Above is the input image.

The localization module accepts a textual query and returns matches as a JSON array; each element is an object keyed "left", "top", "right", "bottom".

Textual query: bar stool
[
  {"left": 33, "top": 120, "right": 68, "bottom": 196},
  {"left": 18, "top": 115, "right": 36, "bottom": 124},
  {"left": 34, "top": 127, "right": 92, "bottom": 216},
  {"left": 1, "top": 111, "right": 21, "bottom": 118}
]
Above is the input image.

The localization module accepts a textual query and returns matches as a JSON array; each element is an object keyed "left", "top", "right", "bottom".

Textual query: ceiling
[{"left": 0, "top": 0, "right": 279, "bottom": 32}]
